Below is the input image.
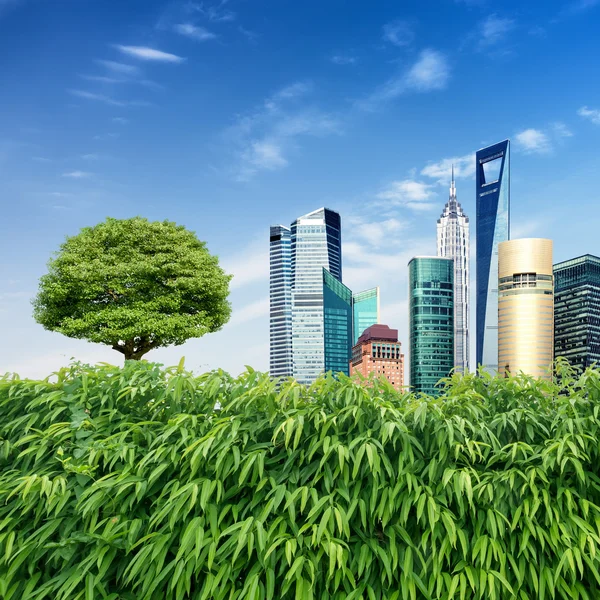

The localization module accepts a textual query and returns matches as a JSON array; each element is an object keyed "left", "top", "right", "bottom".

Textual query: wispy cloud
[
  {"left": 330, "top": 54, "right": 357, "bottom": 65},
  {"left": 238, "top": 26, "right": 259, "bottom": 43},
  {"left": 226, "top": 81, "right": 342, "bottom": 180},
  {"left": 114, "top": 45, "right": 185, "bottom": 63},
  {"left": 174, "top": 23, "right": 217, "bottom": 41},
  {"left": 345, "top": 216, "right": 406, "bottom": 248},
  {"left": 62, "top": 170, "right": 92, "bottom": 178},
  {"left": 552, "top": 122, "right": 573, "bottom": 137},
  {"left": 112, "top": 117, "right": 129, "bottom": 124},
  {"left": 227, "top": 297, "right": 269, "bottom": 327},
  {"left": 578, "top": 106, "right": 600, "bottom": 124},
  {"left": 563, "top": 0, "right": 600, "bottom": 14},
  {"left": 360, "top": 49, "right": 450, "bottom": 110},
  {"left": 421, "top": 153, "right": 475, "bottom": 182},
  {"left": 80, "top": 75, "right": 122, "bottom": 84},
  {"left": 514, "top": 128, "right": 552, "bottom": 154},
  {"left": 478, "top": 14, "right": 515, "bottom": 48},
  {"left": 187, "top": 1, "right": 236, "bottom": 23},
  {"left": 382, "top": 20, "right": 415, "bottom": 47},
  {"left": 93, "top": 133, "right": 119, "bottom": 141},
  {"left": 96, "top": 60, "right": 140, "bottom": 75},
  {"left": 222, "top": 243, "right": 268, "bottom": 289},
  {"left": 69, "top": 89, "right": 124, "bottom": 106},
  {"left": 375, "top": 179, "right": 436, "bottom": 211}
]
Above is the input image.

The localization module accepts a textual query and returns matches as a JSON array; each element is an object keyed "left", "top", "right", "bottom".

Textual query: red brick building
[{"left": 350, "top": 324, "right": 405, "bottom": 388}]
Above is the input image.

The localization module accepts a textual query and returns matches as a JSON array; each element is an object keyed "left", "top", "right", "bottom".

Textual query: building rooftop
[{"left": 356, "top": 324, "right": 399, "bottom": 345}]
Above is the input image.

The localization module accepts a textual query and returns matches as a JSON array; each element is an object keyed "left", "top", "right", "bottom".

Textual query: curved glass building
[{"left": 408, "top": 256, "right": 454, "bottom": 396}]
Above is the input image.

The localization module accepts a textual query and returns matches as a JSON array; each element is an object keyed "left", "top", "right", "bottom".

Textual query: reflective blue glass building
[
  {"left": 269, "top": 225, "right": 292, "bottom": 378},
  {"left": 352, "top": 287, "right": 380, "bottom": 345},
  {"left": 476, "top": 140, "right": 510, "bottom": 373},
  {"left": 323, "top": 268, "right": 353, "bottom": 376}
]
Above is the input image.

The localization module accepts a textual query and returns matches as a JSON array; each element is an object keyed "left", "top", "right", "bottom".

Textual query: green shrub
[{"left": 1, "top": 360, "right": 600, "bottom": 599}]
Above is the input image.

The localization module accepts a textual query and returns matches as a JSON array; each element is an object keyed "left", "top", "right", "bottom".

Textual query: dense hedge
[{"left": 2, "top": 360, "right": 600, "bottom": 599}]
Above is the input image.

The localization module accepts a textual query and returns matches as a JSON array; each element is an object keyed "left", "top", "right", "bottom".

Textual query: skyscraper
[
  {"left": 476, "top": 140, "right": 510, "bottom": 374},
  {"left": 269, "top": 225, "right": 292, "bottom": 378},
  {"left": 437, "top": 167, "right": 470, "bottom": 372},
  {"left": 408, "top": 256, "right": 454, "bottom": 396},
  {"left": 290, "top": 208, "right": 342, "bottom": 385},
  {"left": 352, "top": 287, "right": 380, "bottom": 345},
  {"left": 554, "top": 254, "right": 600, "bottom": 371},
  {"left": 498, "top": 239, "right": 554, "bottom": 379},
  {"left": 323, "top": 268, "right": 353, "bottom": 376}
]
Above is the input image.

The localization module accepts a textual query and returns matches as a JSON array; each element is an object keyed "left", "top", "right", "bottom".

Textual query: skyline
[{"left": 2, "top": 0, "right": 600, "bottom": 378}]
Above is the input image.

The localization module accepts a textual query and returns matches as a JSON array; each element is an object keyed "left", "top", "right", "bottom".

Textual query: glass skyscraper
[
  {"left": 323, "top": 268, "right": 353, "bottom": 376},
  {"left": 408, "top": 256, "right": 454, "bottom": 396},
  {"left": 476, "top": 140, "right": 510, "bottom": 374},
  {"left": 352, "top": 287, "right": 380, "bottom": 345},
  {"left": 437, "top": 169, "right": 469, "bottom": 373},
  {"left": 269, "top": 225, "right": 292, "bottom": 378},
  {"left": 554, "top": 254, "right": 600, "bottom": 371}
]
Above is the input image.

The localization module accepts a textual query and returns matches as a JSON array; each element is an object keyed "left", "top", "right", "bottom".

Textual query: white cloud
[
  {"left": 382, "top": 20, "right": 415, "bottom": 47},
  {"left": 81, "top": 75, "right": 122, "bottom": 84},
  {"left": 578, "top": 106, "right": 600, "bottom": 125},
  {"left": 222, "top": 245, "right": 269, "bottom": 290},
  {"left": 114, "top": 45, "right": 185, "bottom": 63},
  {"left": 69, "top": 89, "right": 124, "bottom": 106},
  {"left": 360, "top": 49, "right": 450, "bottom": 109},
  {"left": 96, "top": 60, "right": 140, "bottom": 75},
  {"left": 404, "top": 49, "right": 450, "bottom": 91},
  {"left": 345, "top": 216, "right": 406, "bottom": 248},
  {"left": 376, "top": 180, "right": 435, "bottom": 208},
  {"left": 62, "top": 170, "right": 92, "bottom": 178},
  {"left": 331, "top": 55, "right": 357, "bottom": 65},
  {"left": 93, "top": 133, "right": 119, "bottom": 141},
  {"left": 478, "top": 14, "right": 515, "bottom": 48},
  {"left": 174, "top": 23, "right": 217, "bottom": 41},
  {"left": 187, "top": 1, "right": 236, "bottom": 23},
  {"left": 552, "top": 122, "right": 573, "bottom": 137},
  {"left": 81, "top": 153, "right": 99, "bottom": 160},
  {"left": 243, "top": 140, "right": 288, "bottom": 172},
  {"left": 421, "top": 153, "right": 475, "bottom": 182},
  {"left": 226, "top": 297, "right": 269, "bottom": 327},
  {"left": 514, "top": 128, "right": 552, "bottom": 153}
]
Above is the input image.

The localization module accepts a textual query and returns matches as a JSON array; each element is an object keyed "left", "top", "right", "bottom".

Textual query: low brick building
[{"left": 350, "top": 324, "right": 404, "bottom": 388}]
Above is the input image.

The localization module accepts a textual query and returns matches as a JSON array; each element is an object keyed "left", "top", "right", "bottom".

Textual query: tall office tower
[
  {"left": 476, "top": 140, "right": 510, "bottom": 374},
  {"left": 408, "top": 257, "right": 454, "bottom": 396},
  {"left": 352, "top": 287, "right": 380, "bottom": 345},
  {"left": 554, "top": 254, "right": 600, "bottom": 371},
  {"left": 269, "top": 225, "right": 292, "bottom": 378},
  {"left": 350, "top": 324, "right": 405, "bottom": 388},
  {"left": 498, "top": 238, "right": 554, "bottom": 379},
  {"left": 437, "top": 167, "right": 470, "bottom": 373},
  {"left": 323, "top": 268, "right": 353, "bottom": 376},
  {"left": 290, "top": 208, "right": 342, "bottom": 385}
]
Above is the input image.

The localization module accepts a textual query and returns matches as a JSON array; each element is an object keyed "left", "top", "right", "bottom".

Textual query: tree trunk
[{"left": 113, "top": 338, "right": 156, "bottom": 361}]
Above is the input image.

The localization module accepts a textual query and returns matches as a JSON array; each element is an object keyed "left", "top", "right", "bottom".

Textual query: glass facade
[
  {"left": 409, "top": 257, "right": 454, "bottom": 396},
  {"left": 352, "top": 287, "right": 380, "bottom": 344},
  {"left": 476, "top": 140, "right": 510, "bottom": 374},
  {"left": 437, "top": 174, "right": 470, "bottom": 373},
  {"left": 323, "top": 268, "right": 353, "bottom": 376},
  {"left": 269, "top": 225, "right": 292, "bottom": 378},
  {"left": 290, "top": 208, "right": 342, "bottom": 385},
  {"left": 554, "top": 254, "right": 600, "bottom": 371}
]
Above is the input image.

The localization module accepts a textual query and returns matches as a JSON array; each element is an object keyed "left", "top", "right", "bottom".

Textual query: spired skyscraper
[
  {"left": 437, "top": 167, "right": 470, "bottom": 372},
  {"left": 476, "top": 140, "right": 510, "bottom": 373},
  {"left": 269, "top": 207, "right": 380, "bottom": 385}
]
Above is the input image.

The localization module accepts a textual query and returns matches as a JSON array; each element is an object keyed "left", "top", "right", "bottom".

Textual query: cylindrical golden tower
[{"left": 498, "top": 238, "right": 554, "bottom": 379}]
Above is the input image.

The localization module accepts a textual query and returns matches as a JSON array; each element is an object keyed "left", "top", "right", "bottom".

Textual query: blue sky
[{"left": 1, "top": 0, "right": 600, "bottom": 378}]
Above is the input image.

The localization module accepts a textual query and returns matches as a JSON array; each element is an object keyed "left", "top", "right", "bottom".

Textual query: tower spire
[{"left": 450, "top": 164, "right": 456, "bottom": 199}]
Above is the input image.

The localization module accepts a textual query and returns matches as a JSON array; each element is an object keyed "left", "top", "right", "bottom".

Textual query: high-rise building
[
  {"left": 350, "top": 324, "right": 404, "bottom": 388},
  {"left": 554, "top": 254, "right": 600, "bottom": 371},
  {"left": 352, "top": 287, "right": 380, "bottom": 345},
  {"left": 323, "top": 268, "right": 353, "bottom": 376},
  {"left": 290, "top": 208, "right": 342, "bottom": 385},
  {"left": 408, "top": 256, "right": 454, "bottom": 396},
  {"left": 437, "top": 167, "right": 470, "bottom": 373},
  {"left": 498, "top": 238, "right": 554, "bottom": 379},
  {"left": 476, "top": 140, "right": 510, "bottom": 374},
  {"left": 269, "top": 225, "right": 292, "bottom": 378}
]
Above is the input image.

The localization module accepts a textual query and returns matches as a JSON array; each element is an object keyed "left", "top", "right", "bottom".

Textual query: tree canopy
[
  {"left": 32, "top": 217, "right": 232, "bottom": 360},
  {"left": 2, "top": 360, "right": 600, "bottom": 599}
]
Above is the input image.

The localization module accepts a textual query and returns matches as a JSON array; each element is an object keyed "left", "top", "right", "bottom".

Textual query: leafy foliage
[
  {"left": 2, "top": 360, "right": 600, "bottom": 599},
  {"left": 32, "top": 217, "right": 232, "bottom": 359}
]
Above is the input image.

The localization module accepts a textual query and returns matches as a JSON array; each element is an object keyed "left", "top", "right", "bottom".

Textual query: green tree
[
  {"left": 2, "top": 360, "right": 600, "bottom": 599},
  {"left": 33, "top": 217, "right": 232, "bottom": 360}
]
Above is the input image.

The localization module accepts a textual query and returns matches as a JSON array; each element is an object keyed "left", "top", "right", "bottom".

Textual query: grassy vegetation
[{"left": 1, "top": 359, "right": 600, "bottom": 599}]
